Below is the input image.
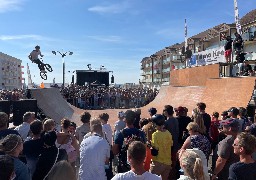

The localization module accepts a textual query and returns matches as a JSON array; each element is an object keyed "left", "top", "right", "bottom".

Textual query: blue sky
[{"left": 0, "top": 0, "right": 255, "bottom": 84}]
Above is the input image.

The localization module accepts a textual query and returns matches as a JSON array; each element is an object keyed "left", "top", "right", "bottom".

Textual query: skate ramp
[
  {"left": 30, "top": 77, "right": 256, "bottom": 128},
  {"left": 30, "top": 88, "right": 83, "bottom": 124}
]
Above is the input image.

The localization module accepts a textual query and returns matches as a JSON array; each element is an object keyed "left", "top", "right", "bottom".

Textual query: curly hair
[{"left": 80, "top": 112, "right": 91, "bottom": 124}]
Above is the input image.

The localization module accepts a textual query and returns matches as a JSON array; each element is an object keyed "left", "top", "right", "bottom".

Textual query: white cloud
[
  {"left": 87, "top": 35, "right": 122, "bottom": 43},
  {"left": 88, "top": 2, "right": 131, "bottom": 14},
  {"left": 0, "top": 34, "right": 57, "bottom": 42},
  {"left": 0, "top": 0, "right": 25, "bottom": 13}
]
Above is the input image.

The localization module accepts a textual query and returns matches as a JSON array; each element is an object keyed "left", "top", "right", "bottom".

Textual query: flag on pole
[
  {"left": 185, "top": 19, "right": 188, "bottom": 48},
  {"left": 234, "top": 0, "right": 242, "bottom": 34}
]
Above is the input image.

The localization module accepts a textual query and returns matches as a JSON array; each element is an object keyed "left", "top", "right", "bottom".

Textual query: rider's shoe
[{"left": 40, "top": 70, "right": 47, "bottom": 73}]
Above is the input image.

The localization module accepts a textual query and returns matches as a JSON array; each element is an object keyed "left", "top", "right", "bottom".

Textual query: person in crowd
[
  {"left": 196, "top": 102, "right": 211, "bottom": 136},
  {"left": 114, "top": 111, "right": 126, "bottom": 137},
  {"left": 229, "top": 132, "right": 256, "bottom": 180},
  {"left": 212, "top": 118, "right": 240, "bottom": 180},
  {"left": 243, "top": 60, "right": 253, "bottom": 76},
  {"left": 46, "top": 160, "right": 76, "bottom": 180},
  {"left": 56, "top": 118, "right": 79, "bottom": 166},
  {"left": 150, "top": 114, "right": 173, "bottom": 180},
  {"left": 113, "top": 110, "right": 146, "bottom": 173},
  {"left": 175, "top": 106, "right": 192, "bottom": 146},
  {"left": 245, "top": 114, "right": 256, "bottom": 138},
  {"left": 14, "top": 112, "right": 35, "bottom": 140},
  {"left": 163, "top": 105, "right": 179, "bottom": 179},
  {"left": 0, "top": 155, "right": 15, "bottom": 180},
  {"left": 148, "top": 107, "right": 157, "bottom": 117},
  {"left": 23, "top": 120, "right": 44, "bottom": 176},
  {"left": 233, "top": 32, "right": 243, "bottom": 52},
  {"left": 141, "top": 117, "right": 155, "bottom": 171},
  {"left": 180, "top": 122, "right": 211, "bottom": 159},
  {"left": 0, "top": 112, "right": 20, "bottom": 140},
  {"left": 75, "top": 111, "right": 91, "bottom": 145},
  {"left": 69, "top": 122, "right": 77, "bottom": 136},
  {"left": 43, "top": 119, "right": 56, "bottom": 132},
  {"left": 0, "top": 134, "right": 31, "bottom": 180},
  {"left": 227, "top": 107, "right": 241, "bottom": 132},
  {"left": 132, "top": 108, "right": 141, "bottom": 129},
  {"left": 33, "top": 131, "right": 68, "bottom": 180},
  {"left": 192, "top": 108, "right": 207, "bottom": 135},
  {"left": 224, "top": 36, "right": 233, "bottom": 63},
  {"left": 238, "top": 107, "right": 250, "bottom": 132},
  {"left": 210, "top": 111, "right": 221, "bottom": 171},
  {"left": 79, "top": 118, "right": 110, "bottom": 180},
  {"left": 99, "top": 113, "right": 113, "bottom": 146},
  {"left": 220, "top": 111, "right": 229, "bottom": 120},
  {"left": 112, "top": 141, "right": 161, "bottom": 180},
  {"left": 178, "top": 150, "right": 205, "bottom": 180}
]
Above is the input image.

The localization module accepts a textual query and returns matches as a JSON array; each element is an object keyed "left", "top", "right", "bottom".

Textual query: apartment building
[
  {"left": 0, "top": 52, "right": 23, "bottom": 89},
  {"left": 140, "top": 9, "right": 256, "bottom": 86}
]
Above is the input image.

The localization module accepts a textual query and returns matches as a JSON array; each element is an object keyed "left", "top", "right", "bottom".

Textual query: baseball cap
[
  {"left": 220, "top": 118, "right": 239, "bottom": 128},
  {"left": 228, "top": 107, "right": 239, "bottom": 116},
  {"left": 148, "top": 107, "right": 157, "bottom": 115},
  {"left": 152, "top": 114, "right": 165, "bottom": 126},
  {"left": 175, "top": 106, "right": 185, "bottom": 112}
]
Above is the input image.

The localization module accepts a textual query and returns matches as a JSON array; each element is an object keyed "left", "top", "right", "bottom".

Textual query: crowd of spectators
[
  {"left": 0, "top": 89, "right": 25, "bottom": 101},
  {"left": 60, "top": 84, "right": 158, "bottom": 109},
  {"left": 0, "top": 101, "right": 256, "bottom": 180}
]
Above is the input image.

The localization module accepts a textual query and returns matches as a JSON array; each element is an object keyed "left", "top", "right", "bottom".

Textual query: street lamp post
[{"left": 52, "top": 50, "right": 73, "bottom": 87}]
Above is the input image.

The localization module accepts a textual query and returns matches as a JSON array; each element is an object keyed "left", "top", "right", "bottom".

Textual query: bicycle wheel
[
  {"left": 40, "top": 72, "right": 47, "bottom": 80},
  {"left": 45, "top": 64, "right": 53, "bottom": 72}
]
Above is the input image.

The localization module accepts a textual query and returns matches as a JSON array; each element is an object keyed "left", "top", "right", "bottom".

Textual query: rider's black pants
[{"left": 33, "top": 59, "right": 45, "bottom": 71}]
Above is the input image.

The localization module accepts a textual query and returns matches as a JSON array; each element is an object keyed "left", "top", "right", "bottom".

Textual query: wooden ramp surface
[{"left": 30, "top": 77, "right": 255, "bottom": 127}]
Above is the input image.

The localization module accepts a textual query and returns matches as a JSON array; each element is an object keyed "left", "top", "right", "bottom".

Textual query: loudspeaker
[
  {"left": 12, "top": 99, "right": 37, "bottom": 126},
  {"left": 0, "top": 100, "right": 11, "bottom": 115}
]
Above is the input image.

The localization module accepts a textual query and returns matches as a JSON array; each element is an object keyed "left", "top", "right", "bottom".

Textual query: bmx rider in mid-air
[{"left": 28, "top": 45, "right": 46, "bottom": 73}]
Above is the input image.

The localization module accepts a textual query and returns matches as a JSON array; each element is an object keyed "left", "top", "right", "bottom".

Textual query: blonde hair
[
  {"left": 46, "top": 161, "right": 76, "bottom": 180},
  {"left": 43, "top": 119, "right": 55, "bottom": 132},
  {"left": 180, "top": 150, "right": 205, "bottom": 180},
  {"left": 192, "top": 108, "right": 206, "bottom": 134}
]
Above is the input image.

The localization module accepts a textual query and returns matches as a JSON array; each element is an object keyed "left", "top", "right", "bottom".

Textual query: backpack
[{"left": 118, "top": 128, "right": 144, "bottom": 173}]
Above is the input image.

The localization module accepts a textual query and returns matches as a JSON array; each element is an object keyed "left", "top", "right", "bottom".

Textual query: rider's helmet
[{"left": 35, "top": 45, "right": 40, "bottom": 49}]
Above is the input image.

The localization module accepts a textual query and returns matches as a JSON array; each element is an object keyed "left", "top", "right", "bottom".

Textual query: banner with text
[{"left": 190, "top": 46, "right": 225, "bottom": 66}]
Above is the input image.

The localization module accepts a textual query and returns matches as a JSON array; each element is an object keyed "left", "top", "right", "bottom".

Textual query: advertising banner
[{"left": 190, "top": 46, "right": 225, "bottom": 66}]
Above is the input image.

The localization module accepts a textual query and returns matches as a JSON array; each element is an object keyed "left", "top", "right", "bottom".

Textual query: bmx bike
[{"left": 32, "top": 58, "right": 53, "bottom": 80}]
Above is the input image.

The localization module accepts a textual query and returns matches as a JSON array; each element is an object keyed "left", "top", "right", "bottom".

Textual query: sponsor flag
[
  {"left": 234, "top": 0, "right": 242, "bottom": 34},
  {"left": 185, "top": 19, "right": 188, "bottom": 48}
]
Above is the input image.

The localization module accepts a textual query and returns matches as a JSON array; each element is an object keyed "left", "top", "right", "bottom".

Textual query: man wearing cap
[
  {"left": 228, "top": 107, "right": 242, "bottom": 132},
  {"left": 175, "top": 106, "right": 192, "bottom": 146},
  {"left": 163, "top": 105, "right": 179, "bottom": 179},
  {"left": 212, "top": 118, "right": 240, "bottom": 180}
]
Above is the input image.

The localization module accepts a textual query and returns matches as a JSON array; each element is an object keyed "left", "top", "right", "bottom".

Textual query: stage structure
[{"left": 75, "top": 70, "right": 110, "bottom": 86}]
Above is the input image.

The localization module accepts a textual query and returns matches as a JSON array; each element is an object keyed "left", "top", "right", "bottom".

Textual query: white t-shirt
[
  {"left": 30, "top": 50, "right": 42, "bottom": 60},
  {"left": 112, "top": 170, "right": 161, "bottom": 180},
  {"left": 79, "top": 135, "right": 110, "bottom": 180},
  {"left": 14, "top": 122, "right": 30, "bottom": 140},
  {"left": 102, "top": 124, "right": 113, "bottom": 146},
  {"left": 114, "top": 120, "right": 126, "bottom": 134}
]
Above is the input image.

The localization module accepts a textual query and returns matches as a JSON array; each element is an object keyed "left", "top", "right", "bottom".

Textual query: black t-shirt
[
  {"left": 177, "top": 116, "right": 192, "bottom": 144},
  {"left": 202, "top": 113, "right": 211, "bottom": 135},
  {"left": 225, "top": 40, "right": 233, "bottom": 50},
  {"left": 23, "top": 139, "right": 44, "bottom": 159},
  {"left": 234, "top": 36, "right": 243, "bottom": 48},
  {"left": 228, "top": 161, "right": 256, "bottom": 180}
]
